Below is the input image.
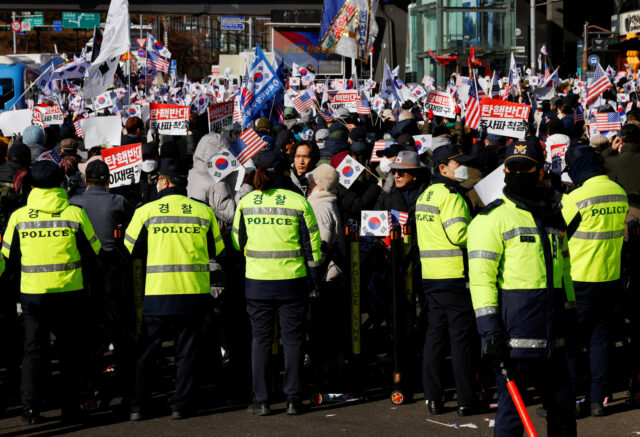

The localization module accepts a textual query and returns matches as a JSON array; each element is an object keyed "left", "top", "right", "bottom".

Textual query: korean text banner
[
  {"left": 208, "top": 102, "right": 234, "bottom": 133},
  {"left": 328, "top": 90, "right": 358, "bottom": 113},
  {"left": 479, "top": 98, "right": 530, "bottom": 140},
  {"left": 33, "top": 104, "right": 64, "bottom": 126},
  {"left": 101, "top": 142, "right": 143, "bottom": 188},
  {"left": 150, "top": 103, "right": 190, "bottom": 136},
  {"left": 424, "top": 90, "right": 456, "bottom": 119}
]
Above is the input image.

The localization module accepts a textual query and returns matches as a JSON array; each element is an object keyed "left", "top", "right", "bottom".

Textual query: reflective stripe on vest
[
  {"left": 125, "top": 234, "right": 136, "bottom": 245},
  {"left": 144, "top": 216, "right": 210, "bottom": 228},
  {"left": 575, "top": 194, "right": 627, "bottom": 210},
  {"left": 243, "top": 207, "right": 303, "bottom": 217},
  {"left": 416, "top": 204, "right": 440, "bottom": 214},
  {"left": 508, "top": 338, "right": 546, "bottom": 349},
  {"left": 246, "top": 249, "right": 303, "bottom": 258},
  {"left": 419, "top": 249, "right": 463, "bottom": 258},
  {"left": 2, "top": 241, "right": 10, "bottom": 251},
  {"left": 16, "top": 220, "right": 80, "bottom": 231},
  {"left": 146, "top": 264, "right": 209, "bottom": 273},
  {"left": 21, "top": 260, "right": 82, "bottom": 273},
  {"left": 571, "top": 229, "right": 624, "bottom": 240},
  {"left": 442, "top": 217, "right": 469, "bottom": 228},
  {"left": 502, "top": 226, "right": 562, "bottom": 240},
  {"left": 469, "top": 250, "right": 500, "bottom": 261},
  {"left": 475, "top": 306, "right": 497, "bottom": 317}
]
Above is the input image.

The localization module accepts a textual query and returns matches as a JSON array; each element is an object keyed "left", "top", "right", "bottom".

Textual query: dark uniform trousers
[
  {"left": 21, "top": 292, "right": 87, "bottom": 411},
  {"left": 422, "top": 280, "right": 476, "bottom": 406},
  {"left": 495, "top": 355, "right": 576, "bottom": 437},
  {"left": 133, "top": 315, "right": 203, "bottom": 413},
  {"left": 568, "top": 281, "right": 616, "bottom": 404},
  {"left": 246, "top": 299, "right": 307, "bottom": 403}
]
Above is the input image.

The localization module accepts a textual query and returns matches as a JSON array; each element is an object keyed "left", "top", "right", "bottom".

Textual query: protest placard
[
  {"left": 0, "top": 109, "right": 32, "bottom": 136},
  {"left": 207, "top": 101, "right": 234, "bottom": 133},
  {"left": 100, "top": 142, "right": 143, "bottom": 188},
  {"left": 328, "top": 90, "right": 358, "bottom": 113},
  {"left": 149, "top": 103, "right": 190, "bottom": 135},
  {"left": 479, "top": 98, "right": 530, "bottom": 139},
  {"left": 424, "top": 90, "right": 456, "bottom": 118},
  {"left": 82, "top": 116, "right": 122, "bottom": 148},
  {"left": 473, "top": 164, "right": 505, "bottom": 205},
  {"left": 33, "top": 104, "right": 64, "bottom": 126}
]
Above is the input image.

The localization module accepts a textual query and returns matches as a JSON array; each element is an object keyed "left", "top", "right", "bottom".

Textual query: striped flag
[
  {"left": 356, "top": 91, "right": 371, "bottom": 115},
  {"left": 147, "top": 50, "right": 169, "bottom": 73},
  {"left": 465, "top": 71, "right": 481, "bottom": 130},
  {"left": 586, "top": 64, "right": 612, "bottom": 106},
  {"left": 229, "top": 127, "right": 267, "bottom": 165},
  {"left": 370, "top": 140, "right": 392, "bottom": 163},
  {"left": 73, "top": 118, "right": 84, "bottom": 138},
  {"left": 291, "top": 89, "right": 317, "bottom": 113},
  {"left": 594, "top": 112, "right": 622, "bottom": 132},
  {"left": 319, "top": 108, "right": 335, "bottom": 123},
  {"left": 574, "top": 106, "right": 584, "bottom": 124}
]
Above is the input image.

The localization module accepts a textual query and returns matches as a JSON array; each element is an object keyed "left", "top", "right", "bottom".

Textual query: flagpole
[{"left": 13, "top": 63, "right": 53, "bottom": 110}]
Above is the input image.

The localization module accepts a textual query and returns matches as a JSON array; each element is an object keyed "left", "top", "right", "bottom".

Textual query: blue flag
[{"left": 242, "top": 45, "right": 283, "bottom": 129}]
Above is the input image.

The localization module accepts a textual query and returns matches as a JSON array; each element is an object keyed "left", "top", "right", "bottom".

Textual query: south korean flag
[
  {"left": 360, "top": 210, "right": 390, "bottom": 237},
  {"left": 335, "top": 155, "right": 364, "bottom": 189},
  {"left": 413, "top": 134, "right": 432, "bottom": 155},
  {"left": 206, "top": 150, "right": 239, "bottom": 182}
]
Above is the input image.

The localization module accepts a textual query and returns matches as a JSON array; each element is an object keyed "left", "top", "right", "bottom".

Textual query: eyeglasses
[{"left": 392, "top": 169, "right": 409, "bottom": 176}]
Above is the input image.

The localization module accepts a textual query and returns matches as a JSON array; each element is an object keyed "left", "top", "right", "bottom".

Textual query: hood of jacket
[
  {"left": 324, "top": 136, "right": 350, "bottom": 155},
  {"left": 27, "top": 187, "right": 69, "bottom": 213},
  {"left": 192, "top": 133, "right": 231, "bottom": 171},
  {"left": 307, "top": 189, "right": 337, "bottom": 205}
]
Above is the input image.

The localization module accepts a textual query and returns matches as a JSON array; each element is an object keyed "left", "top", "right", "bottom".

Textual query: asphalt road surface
[{"left": 1, "top": 390, "right": 639, "bottom": 437}]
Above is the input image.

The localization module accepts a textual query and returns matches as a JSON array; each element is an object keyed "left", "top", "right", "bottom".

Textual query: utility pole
[
  {"left": 12, "top": 11, "right": 17, "bottom": 54},
  {"left": 139, "top": 13, "right": 143, "bottom": 38},
  {"left": 248, "top": 16, "right": 253, "bottom": 50},
  {"left": 583, "top": 21, "right": 588, "bottom": 80},
  {"left": 530, "top": 0, "right": 535, "bottom": 73}
]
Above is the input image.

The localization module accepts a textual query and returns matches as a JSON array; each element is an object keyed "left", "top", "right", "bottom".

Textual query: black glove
[{"left": 483, "top": 334, "right": 509, "bottom": 367}]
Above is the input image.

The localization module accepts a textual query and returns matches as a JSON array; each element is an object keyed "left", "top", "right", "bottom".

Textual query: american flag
[
  {"left": 594, "top": 112, "right": 622, "bottom": 132},
  {"left": 574, "top": 106, "right": 584, "bottom": 124},
  {"left": 147, "top": 50, "right": 169, "bottom": 73},
  {"left": 370, "top": 140, "right": 391, "bottom": 163},
  {"left": 229, "top": 127, "right": 267, "bottom": 165},
  {"left": 291, "top": 90, "right": 317, "bottom": 113},
  {"left": 465, "top": 71, "right": 481, "bottom": 130},
  {"left": 319, "top": 108, "right": 335, "bottom": 123},
  {"left": 73, "top": 118, "right": 84, "bottom": 138},
  {"left": 586, "top": 64, "right": 612, "bottom": 106},
  {"left": 233, "top": 96, "right": 243, "bottom": 122},
  {"left": 356, "top": 91, "right": 371, "bottom": 115},
  {"left": 389, "top": 210, "right": 409, "bottom": 235}
]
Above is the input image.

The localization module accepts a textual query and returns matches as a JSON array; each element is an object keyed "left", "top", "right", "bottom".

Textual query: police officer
[
  {"left": 232, "top": 150, "right": 322, "bottom": 416},
  {"left": 468, "top": 140, "right": 577, "bottom": 436},
  {"left": 416, "top": 144, "right": 476, "bottom": 416},
  {"left": 561, "top": 145, "right": 628, "bottom": 417},
  {"left": 124, "top": 158, "right": 224, "bottom": 420},
  {"left": 2, "top": 160, "right": 101, "bottom": 424}
]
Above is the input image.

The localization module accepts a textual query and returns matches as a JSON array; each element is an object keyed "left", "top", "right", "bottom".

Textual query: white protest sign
[
  {"left": 473, "top": 164, "right": 505, "bottom": 206},
  {"left": 100, "top": 143, "right": 143, "bottom": 188},
  {"left": 545, "top": 134, "right": 570, "bottom": 175},
  {"left": 206, "top": 150, "right": 239, "bottom": 182},
  {"left": 82, "top": 116, "right": 122, "bottom": 148},
  {"left": 0, "top": 109, "right": 32, "bottom": 136},
  {"left": 479, "top": 98, "right": 530, "bottom": 140},
  {"left": 149, "top": 103, "right": 190, "bottom": 136},
  {"left": 360, "top": 210, "right": 390, "bottom": 237},
  {"left": 335, "top": 155, "right": 364, "bottom": 189},
  {"left": 207, "top": 101, "right": 234, "bottom": 133},
  {"left": 328, "top": 90, "right": 358, "bottom": 113},
  {"left": 33, "top": 104, "right": 64, "bottom": 126},
  {"left": 424, "top": 90, "right": 456, "bottom": 118}
]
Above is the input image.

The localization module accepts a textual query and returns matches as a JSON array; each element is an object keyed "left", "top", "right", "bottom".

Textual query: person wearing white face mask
[{"left": 415, "top": 144, "right": 478, "bottom": 417}]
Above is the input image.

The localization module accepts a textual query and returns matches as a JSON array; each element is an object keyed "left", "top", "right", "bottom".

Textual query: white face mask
[
  {"left": 450, "top": 164, "right": 469, "bottom": 183},
  {"left": 557, "top": 112, "right": 565, "bottom": 119},
  {"left": 379, "top": 157, "right": 393, "bottom": 175},
  {"left": 142, "top": 160, "right": 158, "bottom": 173}
]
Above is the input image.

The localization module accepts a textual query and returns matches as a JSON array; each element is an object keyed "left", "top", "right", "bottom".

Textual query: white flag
[
  {"left": 360, "top": 210, "right": 390, "bottom": 237},
  {"left": 336, "top": 156, "right": 364, "bottom": 189},
  {"left": 83, "top": 0, "right": 130, "bottom": 98},
  {"left": 206, "top": 150, "right": 239, "bottom": 182}
]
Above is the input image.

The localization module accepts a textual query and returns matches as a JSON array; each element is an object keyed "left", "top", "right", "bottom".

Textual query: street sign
[
  {"left": 220, "top": 16, "right": 245, "bottom": 21},
  {"left": 20, "top": 21, "right": 31, "bottom": 31},
  {"left": 170, "top": 60, "right": 177, "bottom": 75},
  {"left": 592, "top": 38, "right": 608, "bottom": 52},
  {"left": 62, "top": 12, "right": 100, "bottom": 29},
  {"left": 513, "top": 45, "right": 526, "bottom": 53},
  {"left": 588, "top": 54, "right": 600, "bottom": 67},
  {"left": 53, "top": 20, "right": 62, "bottom": 32},
  {"left": 221, "top": 22, "right": 244, "bottom": 31},
  {"left": 11, "top": 21, "right": 21, "bottom": 32},
  {"left": 130, "top": 24, "right": 152, "bottom": 30},
  {"left": 137, "top": 49, "right": 146, "bottom": 58},
  {"left": 22, "top": 16, "right": 44, "bottom": 27},
  {"left": 136, "top": 38, "right": 147, "bottom": 50}
]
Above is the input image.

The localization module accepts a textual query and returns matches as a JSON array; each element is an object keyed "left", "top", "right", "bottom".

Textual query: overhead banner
[
  {"left": 207, "top": 102, "right": 234, "bottom": 133},
  {"left": 33, "top": 104, "right": 64, "bottom": 126},
  {"left": 272, "top": 28, "right": 344, "bottom": 76},
  {"left": 149, "top": 103, "right": 190, "bottom": 136},
  {"left": 479, "top": 98, "right": 530, "bottom": 139},
  {"left": 101, "top": 142, "right": 143, "bottom": 188},
  {"left": 328, "top": 90, "right": 358, "bottom": 113},
  {"left": 424, "top": 90, "right": 456, "bottom": 118}
]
